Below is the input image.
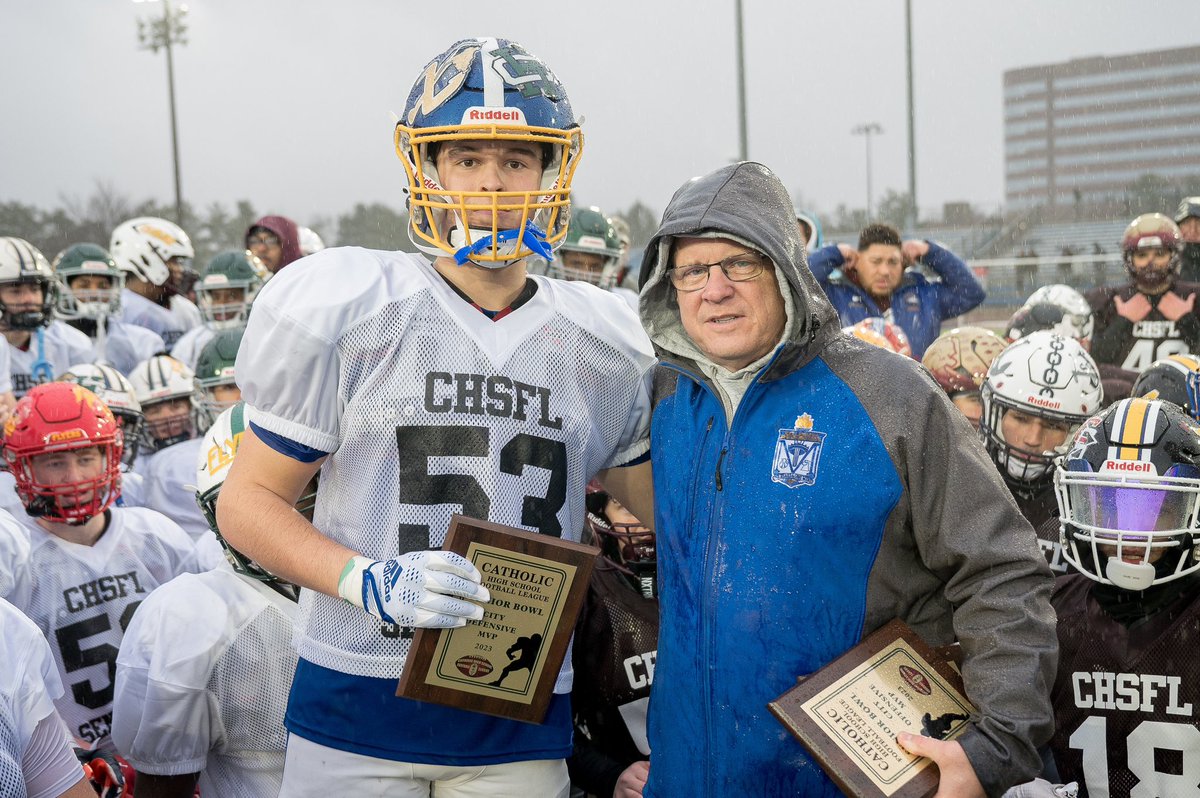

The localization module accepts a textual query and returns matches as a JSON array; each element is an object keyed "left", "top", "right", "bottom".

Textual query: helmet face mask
[
  {"left": 981, "top": 332, "right": 1104, "bottom": 493},
  {"left": 129, "top": 356, "right": 206, "bottom": 453},
  {"left": 2, "top": 383, "right": 123, "bottom": 525},
  {"left": 196, "top": 251, "right": 262, "bottom": 330},
  {"left": 1057, "top": 398, "right": 1200, "bottom": 591},
  {"left": 584, "top": 483, "right": 656, "bottom": 598},
  {"left": 555, "top": 206, "right": 623, "bottom": 287},
  {"left": 395, "top": 38, "right": 583, "bottom": 268}
]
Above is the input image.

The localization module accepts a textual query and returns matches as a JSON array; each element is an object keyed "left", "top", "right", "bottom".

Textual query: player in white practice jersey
[
  {"left": 113, "top": 403, "right": 307, "bottom": 798},
  {"left": 170, "top": 251, "right": 261, "bottom": 371},
  {"left": 51, "top": 244, "right": 165, "bottom": 377},
  {"left": 0, "top": 383, "right": 221, "bottom": 753},
  {"left": 110, "top": 218, "right": 201, "bottom": 348},
  {"left": 0, "top": 238, "right": 93, "bottom": 398},
  {"left": 0, "top": 598, "right": 96, "bottom": 798},
  {"left": 126, "top": 355, "right": 205, "bottom": 477},
  {"left": 218, "top": 36, "right": 655, "bottom": 798},
  {"left": 143, "top": 334, "right": 242, "bottom": 542}
]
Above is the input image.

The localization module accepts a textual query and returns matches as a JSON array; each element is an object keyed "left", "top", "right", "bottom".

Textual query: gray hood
[{"left": 637, "top": 161, "right": 840, "bottom": 380}]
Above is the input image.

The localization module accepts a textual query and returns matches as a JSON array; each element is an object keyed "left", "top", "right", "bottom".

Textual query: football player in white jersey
[
  {"left": 0, "top": 598, "right": 96, "bottom": 798},
  {"left": 52, "top": 244, "right": 165, "bottom": 377},
  {"left": 113, "top": 403, "right": 305, "bottom": 798},
  {"left": 170, "top": 251, "right": 261, "bottom": 370},
  {"left": 110, "top": 218, "right": 201, "bottom": 348},
  {"left": 126, "top": 355, "right": 204, "bottom": 476},
  {"left": 0, "top": 238, "right": 94, "bottom": 398},
  {"left": 143, "top": 334, "right": 242, "bottom": 542},
  {"left": 0, "top": 383, "right": 221, "bottom": 754},
  {"left": 218, "top": 37, "right": 654, "bottom": 798}
]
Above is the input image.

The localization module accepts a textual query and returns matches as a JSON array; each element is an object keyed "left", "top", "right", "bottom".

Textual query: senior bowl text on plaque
[
  {"left": 769, "top": 619, "right": 976, "bottom": 798},
  {"left": 396, "top": 515, "right": 596, "bottom": 724}
]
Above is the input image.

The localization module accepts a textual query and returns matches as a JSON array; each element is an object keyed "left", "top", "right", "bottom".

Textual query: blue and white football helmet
[{"left": 394, "top": 37, "right": 583, "bottom": 268}]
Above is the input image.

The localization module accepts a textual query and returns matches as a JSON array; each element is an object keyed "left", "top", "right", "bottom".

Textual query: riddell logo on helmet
[
  {"left": 1100, "top": 459, "right": 1155, "bottom": 474},
  {"left": 1026, "top": 395, "right": 1061, "bottom": 409},
  {"left": 462, "top": 106, "right": 526, "bottom": 124},
  {"left": 47, "top": 429, "right": 86, "bottom": 444}
]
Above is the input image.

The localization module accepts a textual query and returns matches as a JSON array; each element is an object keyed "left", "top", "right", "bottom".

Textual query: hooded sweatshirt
[
  {"left": 246, "top": 215, "right": 303, "bottom": 272},
  {"left": 638, "top": 162, "right": 1056, "bottom": 797}
]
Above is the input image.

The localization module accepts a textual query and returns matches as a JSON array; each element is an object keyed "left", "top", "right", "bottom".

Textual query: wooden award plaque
[
  {"left": 396, "top": 515, "right": 597, "bottom": 724},
  {"left": 768, "top": 619, "right": 976, "bottom": 798}
]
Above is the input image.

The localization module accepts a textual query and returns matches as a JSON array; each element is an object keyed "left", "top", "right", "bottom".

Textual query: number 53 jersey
[
  {"left": 1047, "top": 574, "right": 1200, "bottom": 797},
  {"left": 237, "top": 249, "right": 655, "bottom": 682}
]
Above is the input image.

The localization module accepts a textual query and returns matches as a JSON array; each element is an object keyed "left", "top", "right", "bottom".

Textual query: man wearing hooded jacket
[
  {"left": 245, "top": 215, "right": 304, "bottom": 274},
  {"left": 636, "top": 161, "right": 1057, "bottom": 797}
]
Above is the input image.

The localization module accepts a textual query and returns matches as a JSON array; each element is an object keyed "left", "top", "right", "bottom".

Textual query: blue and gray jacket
[
  {"left": 636, "top": 162, "right": 1055, "bottom": 797},
  {"left": 807, "top": 241, "right": 985, "bottom": 359}
]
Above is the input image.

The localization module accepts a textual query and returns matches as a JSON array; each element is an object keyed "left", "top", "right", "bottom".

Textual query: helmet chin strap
[{"left": 452, "top": 223, "right": 554, "bottom": 268}]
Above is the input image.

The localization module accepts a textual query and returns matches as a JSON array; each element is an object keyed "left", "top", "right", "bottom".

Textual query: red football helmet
[{"left": 2, "top": 382, "right": 122, "bottom": 524}]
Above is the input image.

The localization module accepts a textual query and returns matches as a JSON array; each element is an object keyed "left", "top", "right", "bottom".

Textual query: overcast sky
[{"left": 3, "top": 0, "right": 1198, "bottom": 233}]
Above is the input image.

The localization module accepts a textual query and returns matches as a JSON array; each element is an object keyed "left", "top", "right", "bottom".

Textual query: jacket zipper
[{"left": 659, "top": 354, "right": 785, "bottom": 794}]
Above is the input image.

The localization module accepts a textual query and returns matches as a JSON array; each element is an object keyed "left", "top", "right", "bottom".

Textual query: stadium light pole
[
  {"left": 905, "top": 0, "right": 917, "bottom": 233},
  {"left": 135, "top": 0, "right": 188, "bottom": 224},
  {"left": 852, "top": 123, "right": 883, "bottom": 220},
  {"left": 734, "top": 0, "right": 748, "bottom": 161}
]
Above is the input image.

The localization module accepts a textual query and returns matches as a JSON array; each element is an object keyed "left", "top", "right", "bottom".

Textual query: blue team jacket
[{"left": 807, "top": 241, "right": 985, "bottom": 359}]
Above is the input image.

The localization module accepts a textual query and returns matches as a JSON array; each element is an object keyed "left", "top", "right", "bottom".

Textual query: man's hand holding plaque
[
  {"left": 338, "top": 551, "right": 491, "bottom": 628},
  {"left": 769, "top": 620, "right": 979, "bottom": 798}
]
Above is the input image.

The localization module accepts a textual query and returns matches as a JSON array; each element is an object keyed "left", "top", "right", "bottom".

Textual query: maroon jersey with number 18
[{"left": 1047, "top": 573, "right": 1200, "bottom": 797}]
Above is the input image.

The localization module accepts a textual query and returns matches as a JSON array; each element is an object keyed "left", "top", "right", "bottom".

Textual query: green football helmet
[
  {"left": 194, "top": 327, "right": 244, "bottom": 417},
  {"left": 555, "top": 206, "right": 623, "bottom": 288},
  {"left": 197, "top": 251, "right": 263, "bottom": 330},
  {"left": 53, "top": 243, "right": 125, "bottom": 320}
]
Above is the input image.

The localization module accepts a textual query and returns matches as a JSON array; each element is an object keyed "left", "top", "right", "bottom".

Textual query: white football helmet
[
  {"left": 110, "top": 217, "right": 194, "bottom": 286},
  {"left": 298, "top": 227, "right": 326, "bottom": 257},
  {"left": 0, "top": 237, "right": 57, "bottom": 330},
  {"left": 57, "top": 363, "right": 145, "bottom": 467},
  {"left": 982, "top": 331, "right": 1104, "bottom": 490},
  {"left": 1006, "top": 284, "right": 1094, "bottom": 343},
  {"left": 128, "top": 355, "right": 205, "bottom": 452}
]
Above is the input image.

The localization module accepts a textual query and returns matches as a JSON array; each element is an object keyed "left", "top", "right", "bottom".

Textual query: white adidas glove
[
  {"left": 337, "top": 552, "right": 490, "bottom": 628},
  {"left": 1003, "top": 779, "right": 1079, "bottom": 798}
]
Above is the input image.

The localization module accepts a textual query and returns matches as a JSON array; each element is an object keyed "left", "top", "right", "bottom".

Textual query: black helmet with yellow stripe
[{"left": 1056, "top": 397, "right": 1200, "bottom": 592}]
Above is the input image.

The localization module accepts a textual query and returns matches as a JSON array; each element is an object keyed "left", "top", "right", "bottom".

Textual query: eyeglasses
[
  {"left": 667, "top": 251, "right": 768, "bottom": 292},
  {"left": 247, "top": 234, "right": 281, "bottom": 248}
]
